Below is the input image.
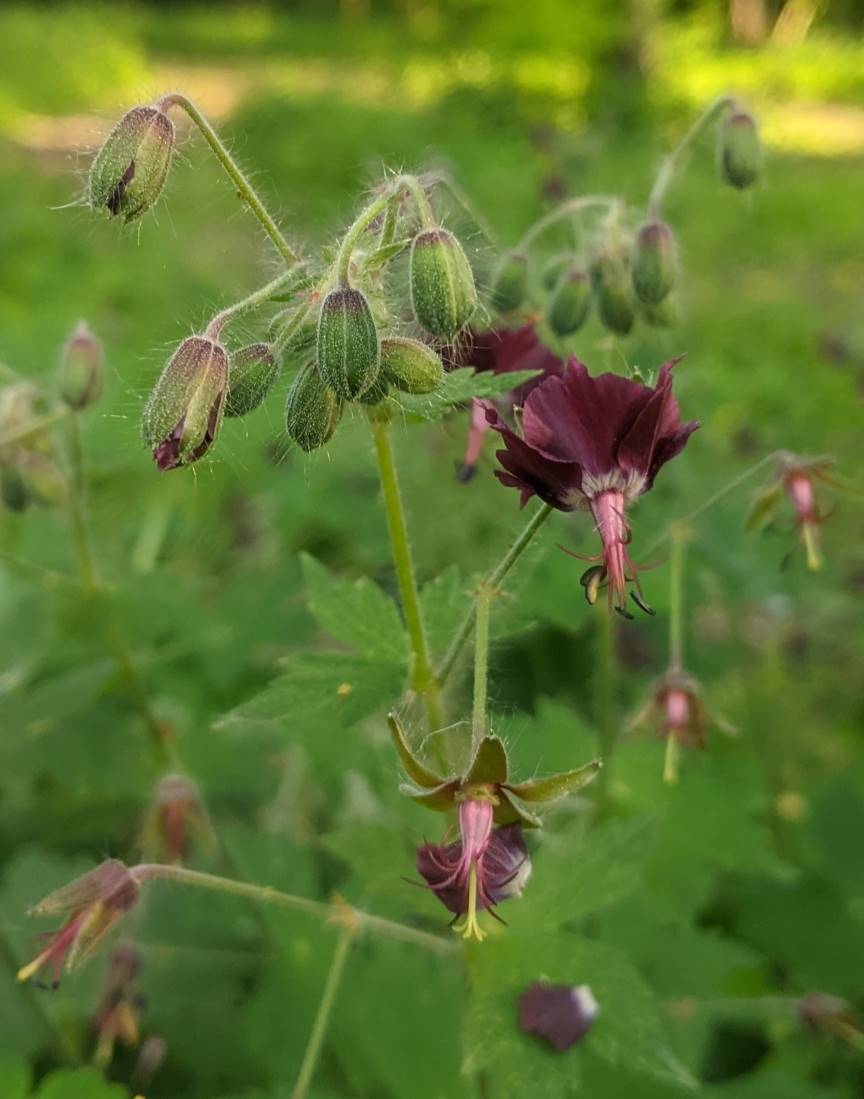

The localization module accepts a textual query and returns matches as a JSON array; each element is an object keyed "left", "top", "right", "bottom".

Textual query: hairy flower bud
[
  {"left": 490, "top": 251, "right": 529, "bottom": 314},
  {"left": 542, "top": 254, "right": 571, "bottom": 292},
  {"left": 141, "top": 336, "right": 228, "bottom": 471},
  {"left": 58, "top": 321, "right": 103, "bottom": 410},
  {"left": 285, "top": 362, "right": 343, "bottom": 452},
  {"left": 546, "top": 269, "right": 591, "bottom": 336},
  {"left": 316, "top": 287, "right": 380, "bottom": 400},
  {"left": 409, "top": 228, "right": 477, "bottom": 338},
  {"left": 631, "top": 220, "right": 676, "bottom": 305},
  {"left": 591, "top": 251, "right": 636, "bottom": 335},
  {"left": 89, "top": 106, "right": 175, "bottom": 223},
  {"left": 640, "top": 294, "right": 680, "bottom": 328},
  {"left": 380, "top": 336, "right": 444, "bottom": 394},
  {"left": 224, "top": 343, "right": 280, "bottom": 418},
  {"left": 719, "top": 111, "right": 761, "bottom": 190}
]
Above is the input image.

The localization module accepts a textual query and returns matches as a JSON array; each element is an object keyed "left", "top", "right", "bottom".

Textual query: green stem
[
  {"left": 0, "top": 407, "right": 71, "bottom": 451},
  {"left": 132, "top": 863, "right": 457, "bottom": 955},
  {"left": 66, "top": 414, "right": 97, "bottom": 593},
  {"left": 158, "top": 93, "right": 299, "bottom": 267},
  {"left": 369, "top": 417, "right": 445, "bottom": 733},
  {"left": 437, "top": 503, "right": 553, "bottom": 685},
  {"left": 291, "top": 924, "right": 355, "bottom": 1099},
  {"left": 516, "top": 195, "right": 618, "bottom": 253},
  {"left": 336, "top": 175, "right": 432, "bottom": 286},
  {"left": 594, "top": 601, "right": 615, "bottom": 809},
  {"left": 272, "top": 302, "right": 313, "bottom": 355},
  {"left": 668, "top": 527, "right": 687, "bottom": 672},
  {"left": 471, "top": 583, "right": 493, "bottom": 755},
  {"left": 203, "top": 271, "right": 295, "bottom": 340},
  {"left": 663, "top": 732, "right": 680, "bottom": 786},
  {"left": 648, "top": 95, "right": 736, "bottom": 215}
]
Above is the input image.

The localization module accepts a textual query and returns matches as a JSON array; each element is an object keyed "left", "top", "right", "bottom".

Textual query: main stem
[
  {"left": 291, "top": 924, "right": 355, "bottom": 1099},
  {"left": 66, "top": 414, "right": 97, "bottom": 593},
  {"left": 471, "top": 583, "right": 493, "bottom": 755},
  {"left": 158, "top": 93, "right": 299, "bottom": 268},
  {"left": 648, "top": 95, "right": 736, "bottom": 215},
  {"left": 203, "top": 271, "right": 295, "bottom": 340},
  {"left": 369, "top": 418, "right": 445, "bottom": 732},
  {"left": 594, "top": 602, "right": 615, "bottom": 811},
  {"left": 517, "top": 195, "right": 619, "bottom": 253}
]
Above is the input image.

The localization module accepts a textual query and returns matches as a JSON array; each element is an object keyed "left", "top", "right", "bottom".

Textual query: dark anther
[
  {"left": 579, "top": 564, "right": 604, "bottom": 588},
  {"left": 615, "top": 604, "right": 635, "bottom": 620},
  {"left": 456, "top": 462, "right": 477, "bottom": 484},
  {"left": 631, "top": 591, "right": 656, "bottom": 615}
]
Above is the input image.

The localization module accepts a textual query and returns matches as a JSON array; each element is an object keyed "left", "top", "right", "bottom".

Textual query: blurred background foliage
[{"left": 0, "top": 1, "right": 862, "bottom": 1098}]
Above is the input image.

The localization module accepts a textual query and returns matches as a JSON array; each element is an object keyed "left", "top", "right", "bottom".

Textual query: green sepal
[
  {"left": 464, "top": 735, "right": 509, "bottom": 785},
  {"left": 363, "top": 239, "right": 412, "bottom": 272},
  {"left": 506, "top": 758, "right": 602, "bottom": 803},
  {"left": 746, "top": 482, "right": 783, "bottom": 531},
  {"left": 387, "top": 712, "right": 445, "bottom": 790},
  {"left": 497, "top": 787, "right": 543, "bottom": 828},
  {"left": 399, "top": 781, "right": 459, "bottom": 811}
]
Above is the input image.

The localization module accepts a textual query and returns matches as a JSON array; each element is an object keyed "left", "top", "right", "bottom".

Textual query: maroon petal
[
  {"left": 645, "top": 419, "right": 699, "bottom": 490},
  {"left": 519, "top": 982, "right": 599, "bottom": 1052}
]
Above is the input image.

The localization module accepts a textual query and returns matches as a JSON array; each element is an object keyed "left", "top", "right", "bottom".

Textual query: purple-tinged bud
[
  {"left": 285, "top": 362, "right": 343, "bottom": 452},
  {"left": 519, "top": 982, "right": 599, "bottom": 1051},
  {"left": 58, "top": 321, "right": 103, "bottom": 410},
  {"left": 225, "top": 343, "right": 280, "bottom": 418},
  {"left": 141, "top": 336, "right": 228, "bottom": 471},
  {"left": 591, "top": 251, "right": 636, "bottom": 335},
  {"left": 89, "top": 106, "right": 175, "bottom": 223},
  {"left": 409, "top": 228, "right": 477, "bottom": 339},
  {"left": 542, "top": 254, "right": 571, "bottom": 292},
  {"left": 719, "top": 111, "right": 761, "bottom": 190},
  {"left": 1, "top": 466, "right": 29, "bottom": 512},
  {"left": 546, "top": 269, "right": 591, "bottom": 336},
  {"left": 317, "top": 287, "right": 380, "bottom": 400},
  {"left": 490, "top": 251, "right": 529, "bottom": 314},
  {"left": 631, "top": 220, "right": 676, "bottom": 306},
  {"left": 380, "top": 336, "right": 444, "bottom": 394}
]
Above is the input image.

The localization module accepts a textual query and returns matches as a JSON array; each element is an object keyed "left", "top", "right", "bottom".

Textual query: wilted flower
[
  {"left": 519, "top": 982, "right": 599, "bottom": 1051},
  {"left": 17, "top": 860, "right": 139, "bottom": 986},
  {"left": 485, "top": 358, "right": 699, "bottom": 616},
  {"left": 92, "top": 946, "right": 144, "bottom": 1065}
]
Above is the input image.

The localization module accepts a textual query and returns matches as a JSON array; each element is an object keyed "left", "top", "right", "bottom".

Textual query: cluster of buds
[{"left": 390, "top": 714, "right": 600, "bottom": 940}]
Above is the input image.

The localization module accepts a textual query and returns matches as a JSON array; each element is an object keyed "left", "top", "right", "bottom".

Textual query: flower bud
[
  {"left": 1, "top": 465, "right": 29, "bottom": 512},
  {"left": 141, "top": 336, "right": 229, "bottom": 471},
  {"left": 89, "top": 106, "right": 175, "bottom": 223},
  {"left": 58, "top": 321, "right": 103, "bottom": 410},
  {"left": 316, "top": 287, "right": 380, "bottom": 400},
  {"left": 591, "top": 251, "right": 636, "bottom": 335},
  {"left": 409, "top": 228, "right": 477, "bottom": 338},
  {"left": 546, "top": 269, "right": 591, "bottom": 336},
  {"left": 225, "top": 343, "right": 280, "bottom": 418},
  {"left": 719, "top": 111, "right": 761, "bottom": 190},
  {"left": 380, "top": 336, "right": 444, "bottom": 394},
  {"left": 542, "top": 254, "right": 570, "bottom": 292},
  {"left": 490, "top": 251, "right": 529, "bottom": 314},
  {"left": 285, "top": 362, "right": 343, "bottom": 452},
  {"left": 19, "top": 452, "right": 67, "bottom": 507},
  {"left": 640, "top": 294, "right": 680, "bottom": 328},
  {"left": 631, "top": 220, "right": 676, "bottom": 305}
]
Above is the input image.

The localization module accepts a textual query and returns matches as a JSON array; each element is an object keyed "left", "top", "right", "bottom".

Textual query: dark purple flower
[
  {"left": 519, "top": 981, "right": 599, "bottom": 1052},
  {"left": 417, "top": 819, "right": 531, "bottom": 941},
  {"left": 486, "top": 357, "right": 699, "bottom": 616}
]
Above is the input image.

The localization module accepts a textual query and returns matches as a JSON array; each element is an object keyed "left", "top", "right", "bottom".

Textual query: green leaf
[
  {"left": 394, "top": 367, "right": 541, "bottom": 422},
  {"left": 419, "top": 565, "right": 466, "bottom": 657},
  {"left": 301, "top": 553, "right": 406, "bottom": 662},
  {"left": 0, "top": 1054, "right": 30, "bottom": 1099},
  {"left": 507, "top": 758, "right": 602, "bottom": 803},
  {"left": 35, "top": 1069, "right": 128, "bottom": 1099},
  {"left": 745, "top": 482, "right": 783, "bottom": 531}
]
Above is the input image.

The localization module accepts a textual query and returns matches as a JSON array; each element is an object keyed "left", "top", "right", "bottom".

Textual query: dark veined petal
[
  {"left": 485, "top": 404, "right": 582, "bottom": 511},
  {"left": 505, "top": 758, "right": 602, "bottom": 803}
]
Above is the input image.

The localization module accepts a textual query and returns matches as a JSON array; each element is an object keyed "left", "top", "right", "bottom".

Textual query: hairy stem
[
  {"left": 437, "top": 502, "right": 553, "bottom": 685},
  {"left": 158, "top": 93, "right": 299, "bottom": 267},
  {"left": 648, "top": 95, "right": 736, "bottom": 215},
  {"left": 594, "top": 602, "right": 615, "bottom": 809},
  {"left": 291, "top": 923, "right": 356, "bottom": 1099},
  {"left": 516, "top": 195, "right": 619, "bottom": 253},
  {"left": 66, "top": 414, "right": 98, "bottom": 593},
  {"left": 203, "top": 271, "right": 295, "bottom": 340},
  {"left": 336, "top": 175, "right": 432, "bottom": 286},
  {"left": 369, "top": 417, "right": 445, "bottom": 733},
  {"left": 132, "top": 863, "right": 457, "bottom": 955},
  {"left": 668, "top": 526, "right": 687, "bottom": 672},
  {"left": 471, "top": 582, "right": 493, "bottom": 755}
]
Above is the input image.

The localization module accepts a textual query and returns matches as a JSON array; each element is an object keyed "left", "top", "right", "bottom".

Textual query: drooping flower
[
  {"left": 141, "top": 773, "right": 215, "bottom": 865},
  {"left": 17, "top": 860, "right": 139, "bottom": 986},
  {"left": 485, "top": 357, "right": 699, "bottom": 616},
  {"left": 519, "top": 981, "right": 599, "bottom": 1051},
  {"left": 92, "top": 946, "right": 144, "bottom": 1066}
]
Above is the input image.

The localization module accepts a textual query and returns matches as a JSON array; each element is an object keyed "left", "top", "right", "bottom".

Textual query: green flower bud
[
  {"left": 355, "top": 374, "right": 391, "bottom": 407},
  {"left": 490, "top": 251, "right": 529, "bottom": 313},
  {"left": 58, "top": 321, "right": 103, "bottom": 410},
  {"left": 225, "top": 343, "right": 280, "bottom": 418},
  {"left": 631, "top": 220, "right": 676, "bottom": 306},
  {"left": 89, "top": 106, "right": 175, "bottom": 223},
  {"left": 591, "top": 251, "right": 635, "bottom": 336},
  {"left": 141, "top": 336, "right": 229, "bottom": 471},
  {"left": 409, "top": 228, "right": 477, "bottom": 339},
  {"left": 546, "top": 269, "right": 591, "bottom": 336},
  {"left": 285, "top": 363, "right": 343, "bottom": 452},
  {"left": 542, "top": 254, "right": 571, "bottom": 292},
  {"left": 719, "top": 111, "right": 761, "bottom": 190},
  {"left": 1, "top": 466, "right": 29, "bottom": 512},
  {"left": 380, "top": 337, "right": 444, "bottom": 394},
  {"left": 640, "top": 294, "right": 680, "bottom": 329},
  {"left": 316, "top": 287, "right": 380, "bottom": 400},
  {"left": 18, "top": 452, "right": 67, "bottom": 507}
]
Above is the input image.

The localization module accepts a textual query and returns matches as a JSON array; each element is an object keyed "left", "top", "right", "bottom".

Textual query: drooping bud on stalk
[
  {"left": 141, "top": 335, "right": 229, "bottom": 471},
  {"left": 542, "top": 254, "right": 571, "bottom": 292},
  {"left": 89, "top": 106, "right": 175, "bottom": 223},
  {"left": 142, "top": 773, "right": 214, "bottom": 864},
  {"left": 58, "top": 321, "right": 104, "bottom": 410},
  {"left": 409, "top": 228, "right": 477, "bottom": 338},
  {"left": 718, "top": 111, "right": 761, "bottom": 190},
  {"left": 490, "top": 252, "right": 529, "bottom": 314},
  {"left": 631, "top": 220, "right": 676, "bottom": 305},
  {"left": 19, "top": 452, "right": 67, "bottom": 507},
  {"left": 316, "top": 287, "right": 380, "bottom": 400},
  {"left": 285, "top": 362, "right": 343, "bottom": 452},
  {"left": 380, "top": 336, "right": 444, "bottom": 394},
  {"left": 546, "top": 269, "right": 591, "bottom": 336},
  {"left": 224, "top": 343, "right": 280, "bottom": 418},
  {"left": 591, "top": 251, "right": 636, "bottom": 335}
]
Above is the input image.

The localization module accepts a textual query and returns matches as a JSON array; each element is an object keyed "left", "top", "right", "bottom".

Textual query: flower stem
[
  {"left": 132, "top": 863, "right": 457, "bottom": 955},
  {"left": 648, "top": 95, "right": 736, "bottom": 215},
  {"left": 203, "top": 271, "right": 295, "bottom": 340},
  {"left": 437, "top": 502, "right": 553, "bottom": 685},
  {"left": 290, "top": 923, "right": 356, "bottom": 1099},
  {"left": 663, "top": 732, "right": 680, "bottom": 786},
  {"left": 471, "top": 582, "right": 493, "bottom": 755},
  {"left": 668, "top": 526, "right": 687, "bottom": 672},
  {"left": 594, "top": 601, "right": 616, "bottom": 810},
  {"left": 369, "top": 417, "right": 445, "bottom": 733},
  {"left": 66, "top": 413, "right": 97, "bottom": 593},
  {"left": 336, "top": 175, "right": 432, "bottom": 286},
  {"left": 158, "top": 93, "right": 299, "bottom": 267},
  {"left": 516, "top": 195, "right": 619, "bottom": 253},
  {"left": 0, "top": 407, "right": 71, "bottom": 450}
]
